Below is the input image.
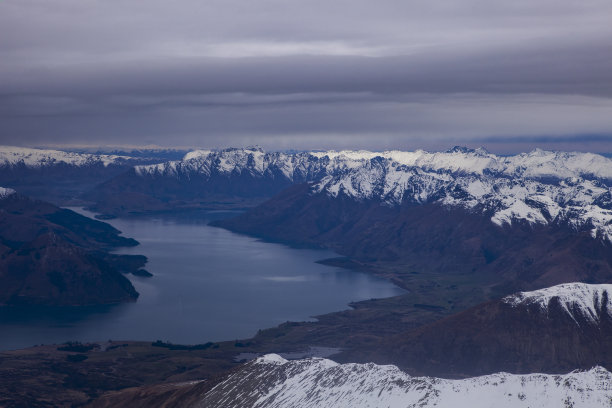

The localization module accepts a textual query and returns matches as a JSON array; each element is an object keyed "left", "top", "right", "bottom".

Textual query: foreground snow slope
[{"left": 200, "top": 354, "right": 612, "bottom": 408}]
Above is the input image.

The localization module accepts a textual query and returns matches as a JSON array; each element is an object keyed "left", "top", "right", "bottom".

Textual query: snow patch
[
  {"left": 504, "top": 282, "right": 612, "bottom": 324},
  {"left": 255, "top": 354, "right": 288, "bottom": 365},
  {"left": 0, "top": 187, "right": 15, "bottom": 199}
]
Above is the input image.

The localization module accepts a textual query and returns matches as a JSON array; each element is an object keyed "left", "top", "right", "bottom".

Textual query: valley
[
  {"left": 0, "top": 145, "right": 611, "bottom": 407},
  {"left": 3, "top": 1, "right": 612, "bottom": 404}
]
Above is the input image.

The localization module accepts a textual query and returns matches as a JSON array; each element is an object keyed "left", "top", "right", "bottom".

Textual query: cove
[{"left": 0, "top": 209, "right": 404, "bottom": 351}]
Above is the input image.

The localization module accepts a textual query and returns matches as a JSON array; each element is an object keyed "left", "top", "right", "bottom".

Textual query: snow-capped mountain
[
  {"left": 0, "top": 146, "right": 159, "bottom": 205},
  {"left": 0, "top": 145, "right": 133, "bottom": 168},
  {"left": 198, "top": 354, "right": 612, "bottom": 408},
  {"left": 316, "top": 166, "right": 612, "bottom": 242},
  {"left": 310, "top": 151, "right": 612, "bottom": 243},
  {"left": 0, "top": 187, "right": 15, "bottom": 199},
  {"left": 504, "top": 282, "right": 612, "bottom": 325},
  {"left": 134, "top": 146, "right": 332, "bottom": 181},
  {"left": 130, "top": 146, "right": 612, "bottom": 242},
  {"left": 135, "top": 146, "right": 612, "bottom": 181}
]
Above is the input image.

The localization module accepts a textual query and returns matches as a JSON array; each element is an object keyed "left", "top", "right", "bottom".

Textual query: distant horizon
[
  {"left": 18, "top": 140, "right": 612, "bottom": 156},
  {"left": 4, "top": 132, "right": 612, "bottom": 156}
]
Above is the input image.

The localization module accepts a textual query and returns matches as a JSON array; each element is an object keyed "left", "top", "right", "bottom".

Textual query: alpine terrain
[{"left": 92, "top": 354, "right": 612, "bottom": 408}]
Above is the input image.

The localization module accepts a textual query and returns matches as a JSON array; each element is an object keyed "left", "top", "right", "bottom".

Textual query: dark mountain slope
[
  {"left": 84, "top": 166, "right": 288, "bottom": 216},
  {"left": 0, "top": 192, "right": 141, "bottom": 306},
  {"left": 376, "top": 283, "right": 612, "bottom": 377},
  {"left": 215, "top": 184, "right": 612, "bottom": 295}
]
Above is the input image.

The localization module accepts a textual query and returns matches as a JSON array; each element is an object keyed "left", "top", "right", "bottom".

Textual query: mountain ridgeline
[{"left": 91, "top": 354, "right": 612, "bottom": 408}]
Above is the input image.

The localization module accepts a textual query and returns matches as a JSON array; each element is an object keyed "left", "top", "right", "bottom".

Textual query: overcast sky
[{"left": 1, "top": 0, "right": 611, "bottom": 153}]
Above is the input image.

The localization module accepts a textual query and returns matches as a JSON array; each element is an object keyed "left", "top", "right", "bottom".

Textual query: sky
[{"left": 1, "top": 0, "right": 611, "bottom": 153}]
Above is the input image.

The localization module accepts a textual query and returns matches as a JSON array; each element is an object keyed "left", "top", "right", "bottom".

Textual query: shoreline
[{"left": 0, "top": 208, "right": 407, "bottom": 352}]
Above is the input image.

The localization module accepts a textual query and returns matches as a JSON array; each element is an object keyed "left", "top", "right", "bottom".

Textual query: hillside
[{"left": 0, "top": 189, "right": 143, "bottom": 306}]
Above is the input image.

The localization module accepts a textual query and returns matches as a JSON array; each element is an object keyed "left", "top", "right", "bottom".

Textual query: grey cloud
[
  {"left": 1, "top": 0, "right": 611, "bottom": 152},
  {"left": 4, "top": 93, "right": 611, "bottom": 152},
  {"left": 3, "top": 37, "right": 612, "bottom": 97}
]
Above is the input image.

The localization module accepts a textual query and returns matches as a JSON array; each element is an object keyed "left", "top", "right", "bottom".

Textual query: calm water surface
[{"left": 0, "top": 209, "right": 404, "bottom": 350}]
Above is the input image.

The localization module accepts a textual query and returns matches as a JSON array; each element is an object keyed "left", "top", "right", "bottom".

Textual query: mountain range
[
  {"left": 1, "top": 145, "right": 611, "bottom": 405},
  {"left": 87, "top": 147, "right": 612, "bottom": 223}
]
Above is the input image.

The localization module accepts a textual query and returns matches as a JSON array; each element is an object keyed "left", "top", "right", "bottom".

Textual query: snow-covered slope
[
  {"left": 504, "top": 282, "right": 612, "bottom": 324},
  {"left": 317, "top": 165, "right": 612, "bottom": 241},
  {"left": 0, "top": 146, "right": 132, "bottom": 167},
  {"left": 200, "top": 354, "right": 612, "bottom": 408}
]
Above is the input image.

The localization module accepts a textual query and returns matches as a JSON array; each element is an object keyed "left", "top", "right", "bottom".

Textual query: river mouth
[{"left": 0, "top": 209, "right": 404, "bottom": 351}]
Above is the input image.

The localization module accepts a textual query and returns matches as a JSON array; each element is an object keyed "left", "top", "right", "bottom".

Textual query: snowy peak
[
  {"left": 201, "top": 354, "right": 612, "bottom": 408},
  {"left": 446, "top": 145, "right": 490, "bottom": 155},
  {"left": 0, "top": 187, "right": 15, "bottom": 199},
  {"left": 503, "top": 149, "right": 612, "bottom": 180},
  {"left": 0, "top": 146, "right": 132, "bottom": 168},
  {"left": 504, "top": 283, "right": 612, "bottom": 324},
  {"left": 135, "top": 147, "right": 274, "bottom": 178},
  {"left": 182, "top": 149, "right": 213, "bottom": 161}
]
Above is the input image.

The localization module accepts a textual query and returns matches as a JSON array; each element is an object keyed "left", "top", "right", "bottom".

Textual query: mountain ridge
[{"left": 100, "top": 354, "right": 611, "bottom": 408}]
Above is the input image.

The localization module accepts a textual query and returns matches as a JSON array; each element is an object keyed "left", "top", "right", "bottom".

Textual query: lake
[{"left": 0, "top": 209, "right": 404, "bottom": 350}]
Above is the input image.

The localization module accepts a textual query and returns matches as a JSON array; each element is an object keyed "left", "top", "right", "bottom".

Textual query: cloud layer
[{"left": 1, "top": 0, "right": 611, "bottom": 152}]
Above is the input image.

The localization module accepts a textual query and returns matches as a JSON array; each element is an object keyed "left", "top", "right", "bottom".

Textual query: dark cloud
[{"left": 1, "top": 0, "right": 611, "bottom": 152}]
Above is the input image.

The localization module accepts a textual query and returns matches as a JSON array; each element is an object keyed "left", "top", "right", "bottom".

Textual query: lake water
[{"left": 0, "top": 209, "right": 404, "bottom": 350}]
